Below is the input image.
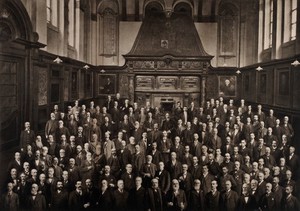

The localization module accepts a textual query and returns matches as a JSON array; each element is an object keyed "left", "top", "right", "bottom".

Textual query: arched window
[
  {"left": 174, "top": 2, "right": 193, "bottom": 17},
  {"left": 283, "top": 0, "right": 297, "bottom": 42},
  {"left": 98, "top": 0, "right": 119, "bottom": 57},
  {"left": 46, "top": 0, "right": 58, "bottom": 27}
]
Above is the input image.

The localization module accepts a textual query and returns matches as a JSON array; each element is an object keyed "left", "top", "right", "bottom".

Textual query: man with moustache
[{"left": 50, "top": 180, "right": 68, "bottom": 210}]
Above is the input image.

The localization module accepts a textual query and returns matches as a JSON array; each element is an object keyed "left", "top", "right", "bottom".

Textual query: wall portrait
[
  {"left": 219, "top": 76, "right": 236, "bottom": 97},
  {"left": 260, "top": 74, "right": 267, "bottom": 94},
  {"left": 278, "top": 71, "right": 289, "bottom": 96},
  {"left": 98, "top": 74, "right": 116, "bottom": 95}
]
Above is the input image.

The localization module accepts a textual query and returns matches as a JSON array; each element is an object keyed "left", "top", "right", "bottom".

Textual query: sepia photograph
[{"left": 0, "top": 0, "right": 300, "bottom": 210}]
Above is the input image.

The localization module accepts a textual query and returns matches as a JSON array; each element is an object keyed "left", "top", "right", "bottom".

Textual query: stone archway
[{"left": 0, "top": 0, "right": 44, "bottom": 150}]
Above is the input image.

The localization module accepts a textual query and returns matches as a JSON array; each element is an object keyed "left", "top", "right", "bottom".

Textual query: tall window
[
  {"left": 46, "top": 0, "right": 58, "bottom": 26},
  {"left": 269, "top": 0, "right": 273, "bottom": 47},
  {"left": 284, "top": 0, "right": 297, "bottom": 42},
  {"left": 290, "top": 0, "right": 297, "bottom": 40},
  {"left": 264, "top": 0, "right": 273, "bottom": 49},
  {"left": 46, "top": 0, "right": 52, "bottom": 23},
  {"left": 68, "top": 0, "right": 75, "bottom": 46}
]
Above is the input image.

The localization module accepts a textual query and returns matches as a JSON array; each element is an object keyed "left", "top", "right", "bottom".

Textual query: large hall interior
[{"left": 0, "top": 0, "right": 300, "bottom": 210}]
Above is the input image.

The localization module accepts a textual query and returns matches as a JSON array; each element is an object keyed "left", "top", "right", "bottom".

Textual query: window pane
[
  {"left": 291, "top": 11, "right": 297, "bottom": 23},
  {"left": 291, "top": 23, "right": 297, "bottom": 40},
  {"left": 292, "top": 0, "right": 297, "bottom": 10},
  {"left": 47, "top": 8, "right": 51, "bottom": 22}
]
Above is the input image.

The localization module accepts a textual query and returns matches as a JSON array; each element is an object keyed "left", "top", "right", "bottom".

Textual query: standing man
[
  {"left": 0, "top": 183, "right": 19, "bottom": 211},
  {"left": 220, "top": 180, "right": 239, "bottom": 211},
  {"left": 205, "top": 180, "right": 221, "bottom": 211},
  {"left": 113, "top": 180, "right": 129, "bottom": 211},
  {"left": 20, "top": 122, "right": 35, "bottom": 151},
  {"left": 146, "top": 178, "right": 163, "bottom": 211}
]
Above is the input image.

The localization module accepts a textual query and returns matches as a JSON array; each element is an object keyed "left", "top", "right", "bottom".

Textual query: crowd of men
[{"left": 1, "top": 93, "right": 300, "bottom": 210}]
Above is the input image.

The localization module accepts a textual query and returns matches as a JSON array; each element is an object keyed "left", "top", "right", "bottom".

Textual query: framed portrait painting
[
  {"left": 98, "top": 74, "right": 116, "bottom": 95},
  {"left": 219, "top": 76, "right": 236, "bottom": 97}
]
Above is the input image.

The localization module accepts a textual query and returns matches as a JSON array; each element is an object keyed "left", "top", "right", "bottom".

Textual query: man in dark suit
[
  {"left": 287, "top": 146, "right": 300, "bottom": 179},
  {"left": 145, "top": 178, "right": 163, "bottom": 211},
  {"left": 121, "top": 164, "right": 135, "bottom": 191},
  {"left": 150, "top": 142, "right": 163, "bottom": 167},
  {"left": 220, "top": 180, "right": 239, "bottom": 211},
  {"left": 178, "top": 164, "right": 193, "bottom": 192},
  {"left": 166, "top": 152, "right": 183, "bottom": 180},
  {"left": 20, "top": 122, "right": 35, "bottom": 151},
  {"left": 50, "top": 180, "right": 68, "bottom": 210},
  {"left": 0, "top": 182, "right": 19, "bottom": 211},
  {"left": 187, "top": 179, "right": 205, "bottom": 211},
  {"left": 219, "top": 166, "right": 236, "bottom": 192},
  {"left": 282, "top": 185, "right": 300, "bottom": 211},
  {"left": 259, "top": 183, "right": 276, "bottom": 210},
  {"left": 165, "top": 179, "right": 187, "bottom": 211},
  {"left": 154, "top": 161, "right": 171, "bottom": 195},
  {"left": 113, "top": 180, "right": 129, "bottom": 211},
  {"left": 256, "top": 172, "right": 267, "bottom": 200},
  {"left": 128, "top": 177, "right": 146, "bottom": 211},
  {"left": 205, "top": 180, "right": 221, "bottom": 211},
  {"left": 83, "top": 179, "right": 99, "bottom": 210},
  {"left": 272, "top": 176, "right": 283, "bottom": 210},
  {"left": 140, "top": 155, "right": 157, "bottom": 188},
  {"left": 149, "top": 123, "right": 162, "bottom": 145},
  {"left": 27, "top": 183, "right": 47, "bottom": 211},
  {"left": 98, "top": 180, "right": 113, "bottom": 211},
  {"left": 7, "top": 152, "right": 23, "bottom": 173},
  {"left": 238, "top": 183, "right": 257, "bottom": 211},
  {"left": 68, "top": 181, "right": 85, "bottom": 210}
]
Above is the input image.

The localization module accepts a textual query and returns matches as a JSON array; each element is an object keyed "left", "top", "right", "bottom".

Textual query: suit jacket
[
  {"left": 121, "top": 172, "right": 135, "bottom": 191},
  {"left": 178, "top": 172, "right": 193, "bottom": 192},
  {"left": 27, "top": 194, "right": 46, "bottom": 211},
  {"left": 155, "top": 169, "right": 171, "bottom": 194},
  {"left": 238, "top": 194, "right": 258, "bottom": 211},
  {"left": 282, "top": 195, "right": 300, "bottom": 211},
  {"left": 220, "top": 190, "right": 239, "bottom": 211},
  {"left": 98, "top": 189, "right": 113, "bottom": 211},
  {"left": 149, "top": 130, "right": 162, "bottom": 144},
  {"left": 190, "top": 141, "right": 202, "bottom": 158},
  {"left": 182, "top": 129, "right": 194, "bottom": 145},
  {"left": 133, "top": 153, "right": 145, "bottom": 173},
  {"left": 20, "top": 129, "right": 35, "bottom": 149},
  {"left": 1, "top": 192, "right": 19, "bottom": 211},
  {"left": 113, "top": 189, "right": 129, "bottom": 210},
  {"left": 68, "top": 190, "right": 85, "bottom": 210},
  {"left": 287, "top": 154, "right": 300, "bottom": 178},
  {"left": 273, "top": 185, "right": 283, "bottom": 209},
  {"left": 205, "top": 190, "right": 221, "bottom": 211},
  {"left": 128, "top": 186, "right": 146, "bottom": 211},
  {"left": 166, "top": 160, "right": 183, "bottom": 180},
  {"left": 50, "top": 190, "right": 68, "bottom": 210},
  {"left": 200, "top": 173, "right": 214, "bottom": 195},
  {"left": 141, "top": 163, "right": 157, "bottom": 178},
  {"left": 187, "top": 189, "right": 205, "bottom": 211},
  {"left": 150, "top": 150, "right": 163, "bottom": 167},
  {"left": 146, "top": 188, "right": 163, "bottom": 211},
  {"left": 259, "top": 192, "right": 276, "bottom": 210},
  {"left": 165, "top": 189, "right": 187, "bottom": 211}
]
